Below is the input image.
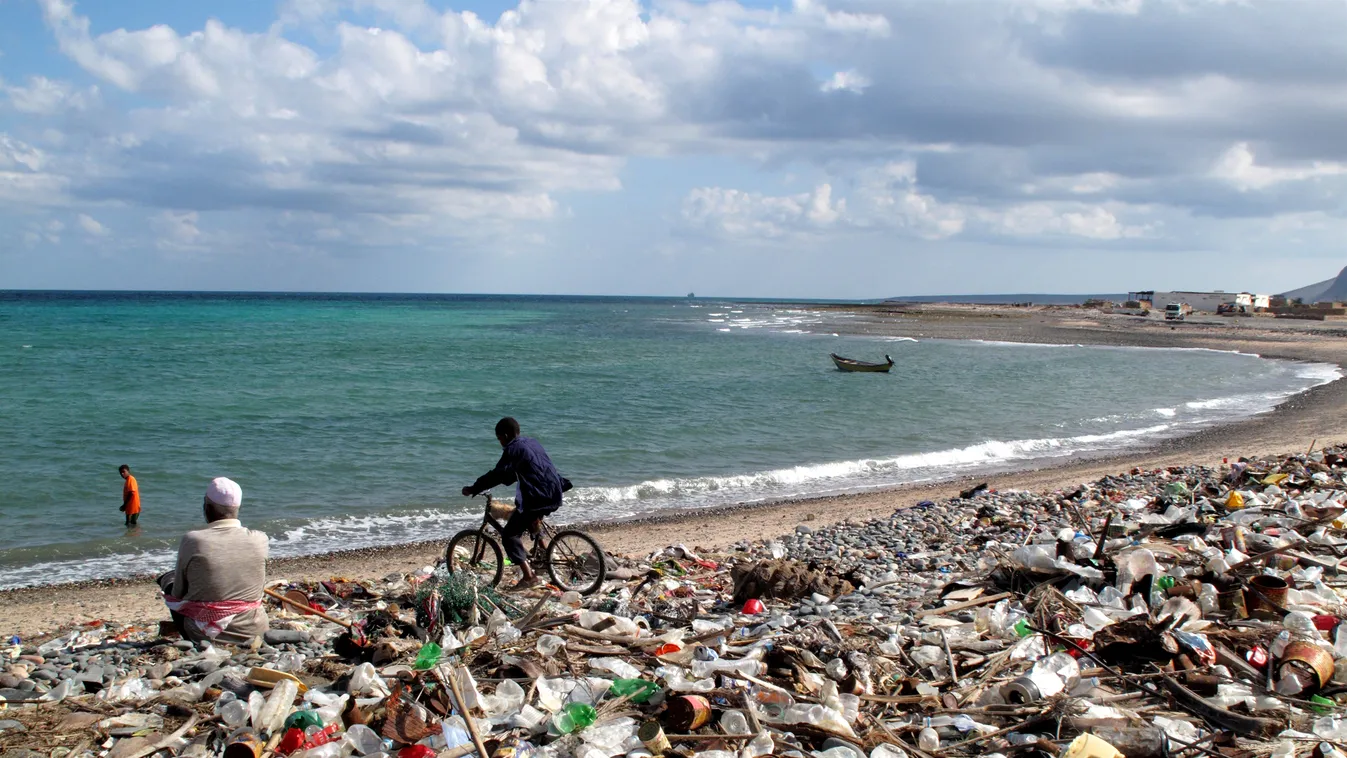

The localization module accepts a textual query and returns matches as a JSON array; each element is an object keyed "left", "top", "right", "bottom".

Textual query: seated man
[{"left": 157, "top": 477, "right": 269, "bottom": 644}]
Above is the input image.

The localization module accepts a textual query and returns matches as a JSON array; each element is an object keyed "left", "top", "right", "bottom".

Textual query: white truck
[{"left": 1164, "top": 303, "right": 1190, "bottom": 321}]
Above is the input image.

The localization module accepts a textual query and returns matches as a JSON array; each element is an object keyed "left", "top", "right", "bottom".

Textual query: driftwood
[
  {"left": 913, "top": 592, "right": 1013, "bottom": 619},
  {"left": 1154, "top": 672, "right": 1282, "bottom": 738}
]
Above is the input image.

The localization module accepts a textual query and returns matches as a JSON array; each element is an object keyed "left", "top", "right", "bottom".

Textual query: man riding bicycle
[{"left": 462, "top": 417, "right": 570, "bottom": 590}]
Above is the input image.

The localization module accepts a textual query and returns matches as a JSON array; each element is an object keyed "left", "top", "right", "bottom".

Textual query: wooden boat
[{"left": 831, "top": 353, "right": 894, "bottom": 373}]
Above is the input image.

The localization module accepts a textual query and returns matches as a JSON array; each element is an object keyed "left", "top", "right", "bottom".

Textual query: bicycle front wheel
[
  {"left": 445, "top": 530, "right": 504, "bottom": 588},
  {"left": 546, "top": 530, "right": 607, "bottom": 595}
]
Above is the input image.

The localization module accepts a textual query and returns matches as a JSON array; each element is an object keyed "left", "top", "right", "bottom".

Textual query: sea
[{"left": 0, "top": 291, "right": 1339, "bottom": 589}]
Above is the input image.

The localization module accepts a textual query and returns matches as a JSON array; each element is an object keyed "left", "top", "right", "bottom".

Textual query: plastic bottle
[
  {"left": 537, "top": 635, "right": 566, "bottom": 656},
  {"left": 1285, "top": 611, "right": 1319, "bottom": 636},
  {"left": 257, "top": 679, "right": 300, "bottom": 734},
  {"left": 1270, "top": 631, "right": 1293, "bottom": 658},
  {"left": 552, "top": 703, "right": 598, "bottom": 734},
  {"left": 690, "top": 659, "right": 766, "bottom": 678},
  {"left": 1197, "top": 583, "right": 1219, "bottom": 615},
  {"left": 720, "top": 710, "right": 751, "bottom": 735},
  {"left": 285, "top": 710, "right": 324, "bottom": 732},
  {"left": 608, "top": 679, "right": 659, "bottom": 704},
  {"left": 413, "top": 642, "right": 443, "bottom": 670},
  {"left": 343, "top": 724, "right": 386, "bottom": 756},
  {"left": 917, "top": 727, "right": 939, "bottom": 751}
]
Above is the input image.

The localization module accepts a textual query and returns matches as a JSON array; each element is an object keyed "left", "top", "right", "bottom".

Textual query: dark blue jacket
[{"left": 469, "top": 436, "right": 567, "bottom": 513}]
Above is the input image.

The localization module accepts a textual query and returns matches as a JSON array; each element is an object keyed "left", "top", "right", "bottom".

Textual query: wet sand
[{"left": 4, "top": 305, "right": 1346, "bottom": 641}]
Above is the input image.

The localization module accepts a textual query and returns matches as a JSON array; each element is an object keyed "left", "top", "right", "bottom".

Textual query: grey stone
[
  {"left": 264, "top": 630, "right": 311, "bottom": 645},
  {"left": 0, "top": 689, "right": 30, "bottom": 702},
  {"left": 0, "top": 720, "right": 26, "bottom": 735},
  {"left": 0, "top": 675, "right": 21, "bottom": 689}
]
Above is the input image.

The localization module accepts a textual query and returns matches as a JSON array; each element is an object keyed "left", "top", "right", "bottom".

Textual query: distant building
[{"left": 1129, "top": 290, "right": 1269, "bottom": 313}]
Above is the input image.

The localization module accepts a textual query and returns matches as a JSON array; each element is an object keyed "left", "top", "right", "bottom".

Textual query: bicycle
[{"left": 444, "top": 493, "right": 608, "bottom": 595}]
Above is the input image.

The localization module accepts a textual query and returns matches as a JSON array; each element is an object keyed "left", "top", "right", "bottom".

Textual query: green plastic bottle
[
  {"left": 553, "top": 703, "right": 598, "bottom": 734},
  {"left": 413, "top": 642, "right": 443, "bottom": 670},
  {"left": 284, "top": 710, "right": 324, "bottom": 731},
  {"left": 1013, "top": 619, "right": 1032, "bottom": 637},
  {"left": 1155, "top": 576, "right": 1176, "bottom": 591},
  {"left": 608, "top": 679, "right": 659, "bottom": 704}
]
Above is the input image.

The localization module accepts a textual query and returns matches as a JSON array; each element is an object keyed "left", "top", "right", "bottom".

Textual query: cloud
[
  {"left": 76, "top": 213, "right": 108, "bottom": 236},
  {"left": 681, "top": 161, "right": 1147, "bottom": 242},
  {"left": 151, "top": 210, "right": 201, "bottom": 249},
  {"left": 1213, "top": 143, "right": 1347, "bottom": 192},
  {"left": 5, "top": 0, "right": 1347, "bottom": 293}
]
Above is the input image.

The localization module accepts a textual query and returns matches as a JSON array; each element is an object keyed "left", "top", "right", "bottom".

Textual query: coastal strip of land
[{"left": 3, "top": 304, "right": 1346, "bottom": 640}]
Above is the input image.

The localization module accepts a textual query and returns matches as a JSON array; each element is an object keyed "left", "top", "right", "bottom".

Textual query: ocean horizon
[{"left": 0, "top": 291, "right": 1337, "bottom": 589}]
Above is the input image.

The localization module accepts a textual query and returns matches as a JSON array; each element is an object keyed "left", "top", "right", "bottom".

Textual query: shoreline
[{"left": 5, "top": 305, "right": 1347, "bottom": 639}]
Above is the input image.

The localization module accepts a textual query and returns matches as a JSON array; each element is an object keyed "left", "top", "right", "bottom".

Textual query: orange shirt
[{"left": 123, "top": 474, "right": 141, "bottom": 515}]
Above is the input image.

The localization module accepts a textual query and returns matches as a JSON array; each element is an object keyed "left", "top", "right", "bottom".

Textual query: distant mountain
[{"left": 1282, "top": 265, "right": 1347, "bottom": 303}]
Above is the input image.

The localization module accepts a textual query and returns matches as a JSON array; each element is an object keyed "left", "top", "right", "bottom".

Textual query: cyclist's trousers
[{"left": 502, "top": 506, "right": 557, "bottom": 566}]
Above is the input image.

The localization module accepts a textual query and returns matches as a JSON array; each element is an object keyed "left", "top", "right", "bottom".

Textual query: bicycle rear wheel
[
  {"left": 546, "top": 530, "right": 607, "bottom": 595},
  {"left": 445, "top": 530, "right": 504, "bottom": 588}
]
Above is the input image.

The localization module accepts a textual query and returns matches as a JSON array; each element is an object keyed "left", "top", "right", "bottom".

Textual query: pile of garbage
[{"left": 11, "top": 445, "right": 1347, "bottom": 758}]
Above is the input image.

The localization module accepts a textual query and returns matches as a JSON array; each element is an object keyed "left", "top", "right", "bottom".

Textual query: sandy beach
[{"left": 4, "top": 304, "right": 1345, "bottom": 641}]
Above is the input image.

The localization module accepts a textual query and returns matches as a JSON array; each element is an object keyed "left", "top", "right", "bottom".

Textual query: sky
[{"left": 2, "top": 0, "right": 1347, "bottom": 298}]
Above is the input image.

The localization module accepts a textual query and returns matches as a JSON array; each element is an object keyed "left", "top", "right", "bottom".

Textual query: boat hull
[{"left": 830, "top": 354, "right": 893, "bottom": 373}]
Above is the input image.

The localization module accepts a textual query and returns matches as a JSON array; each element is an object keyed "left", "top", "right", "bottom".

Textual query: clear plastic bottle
[
  {"left": 719, "top": 710, "right": 750, "bottom": 735},
  {"left": 343, "top": 724, "right": 385, "bottom": 756},
  {"left": 917, "top": 727, "right": 939, "bottom": 751},
  {"left": 1285, "top": 611, "right": 1319, "bottom": 636},
  {"left": 537, "top": 635, "right": 566, "bottom": 656},
  {"left": 1270, "top": 630, "right": 1293, "bottom": 658},
  {"left": 690, "top": 659, "right": 765, "bottom": 678},
  {"left": 1197, "top": 583, "right": 1218, "bottom": 615}
]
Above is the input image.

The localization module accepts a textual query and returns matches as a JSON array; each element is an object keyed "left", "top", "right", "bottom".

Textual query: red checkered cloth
[{"left": 162, "top": 594, "right": 262, "bottom": 638}]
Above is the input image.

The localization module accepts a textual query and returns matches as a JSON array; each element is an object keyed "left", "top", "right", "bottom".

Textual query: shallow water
[{"left": 0, "top": 291, "right": 1337, "bottom": 588}]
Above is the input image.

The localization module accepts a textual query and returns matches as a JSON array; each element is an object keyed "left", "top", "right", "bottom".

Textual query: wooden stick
[
  {"left": 940, "top": 631, "right": 958, "bottom": 685},
  {"left": 913, "top": 592, "right": 1012, "bottom": 619},
  {"left": 1093, "top": 512, "right": 1113, "bottom": 560},
  {"left": 562, "top": 624, "right": 643, "bottom": 646},
  {"left": 737, "top": 691, "right": 764, "bottom": 737},
  {"left": 123, "top": 714, "right": 201, "bottom": 758},
  {"left": 264, "top": 588, "right": 352, "bottom": 628},
  {"left": 443, "top": 666, "right": 491, "bottom": 758},
  {"left": 1309, "top": 439, "right": 1318, "bottom": 456},
  {"left": 517, "top": 591, "right": 556, "bottom": 631},
  {"left": 665, "top": 734, "right": 755, "bottom": 741},
  {"left": 937, "top": 715, "right": 1052, "bottom": 754}
]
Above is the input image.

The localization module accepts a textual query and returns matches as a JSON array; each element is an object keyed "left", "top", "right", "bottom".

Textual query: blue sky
[{"left": 3, "top": 0, "right": 1347, "bottom": 297}]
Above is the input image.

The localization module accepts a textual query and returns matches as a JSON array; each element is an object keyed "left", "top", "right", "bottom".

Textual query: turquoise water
[{"left": 0, "top": 292, "right": 1338, "bottom": 588}]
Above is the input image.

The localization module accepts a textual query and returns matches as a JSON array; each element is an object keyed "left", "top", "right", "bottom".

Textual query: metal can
[
  {"left": 1246, "top": 645, "right": 1269, "bottom": 669},
  {"left": 638, "top": 721, "right": 672, "bottom": 755},
  {"left": 663, "top": 695, "right": 712, "bottom": 731},
  {"left": 223, "top": 731, "right": 264, "bottom": 758}
]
